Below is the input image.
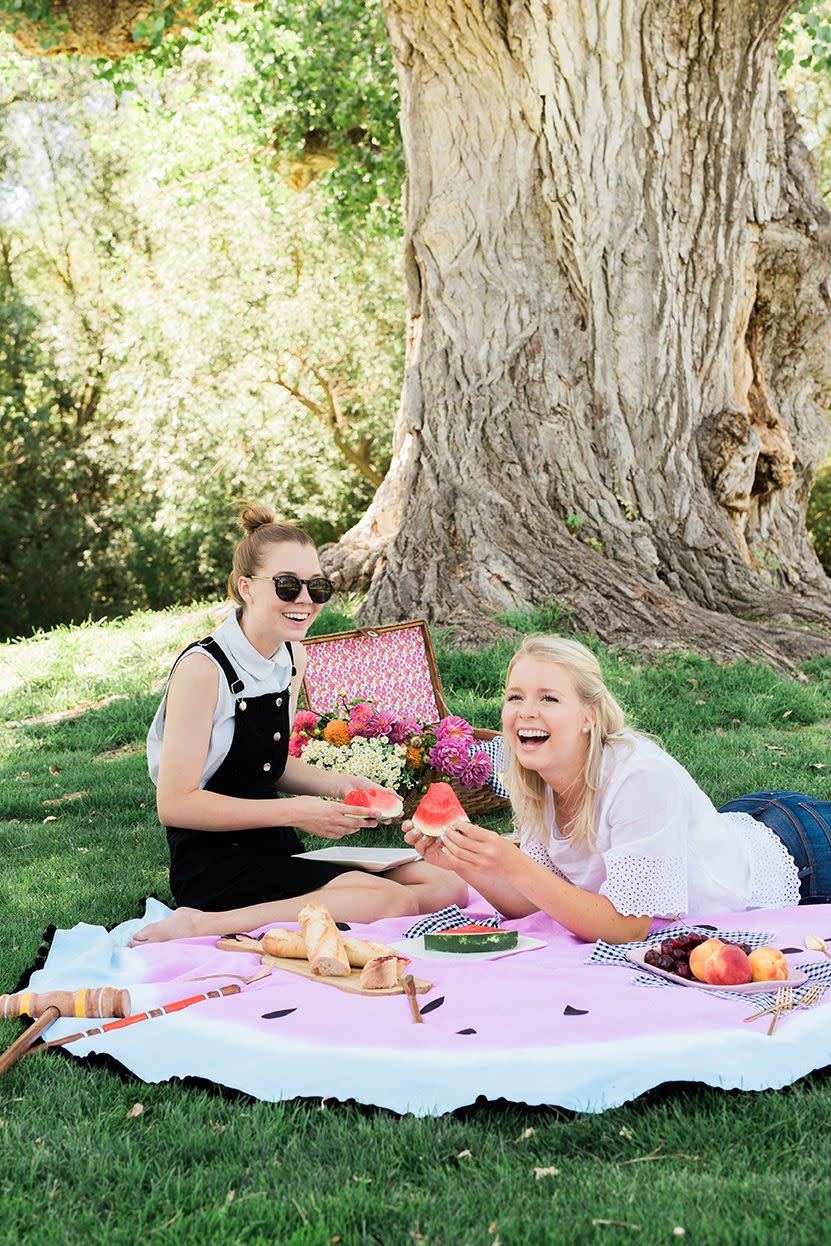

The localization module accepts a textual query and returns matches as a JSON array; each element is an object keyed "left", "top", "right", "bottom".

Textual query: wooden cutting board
[{"left": 215, "top": 937, "right": 432, "bottom": 998}]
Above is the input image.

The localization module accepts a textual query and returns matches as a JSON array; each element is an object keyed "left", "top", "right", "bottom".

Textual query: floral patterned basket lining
[
  {"left": 302, "top": 621, "right": 446, "bottom": 721},
  {"left": 301, "top": 620, "right": 510, "bottom": 818}
]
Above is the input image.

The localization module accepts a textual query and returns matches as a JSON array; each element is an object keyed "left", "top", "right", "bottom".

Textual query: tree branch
[{"left": 275, "top": 370, "right": 385, "bottom": 487}]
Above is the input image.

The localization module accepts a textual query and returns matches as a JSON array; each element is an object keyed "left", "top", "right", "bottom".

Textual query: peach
[
  {"left": 689, "top": 938, "right": 752, "bottom": 985},
  {"left": 689, "top": 938, "right": 725, "bottom": 983},
  {"left": 747, "top": 946, "right": 788, "bottom": 982},
  {"left": 702, "top": 943, "right": 753, "bottom": 986}
]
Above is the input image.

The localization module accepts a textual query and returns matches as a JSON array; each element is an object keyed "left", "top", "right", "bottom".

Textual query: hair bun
[{"left": 239, "top": 503, "right": 277, "bottom": 536}]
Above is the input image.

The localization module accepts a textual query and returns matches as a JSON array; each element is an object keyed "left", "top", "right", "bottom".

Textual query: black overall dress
[{"left": 165, "top": 635, "right": 359, "bottom": 911}]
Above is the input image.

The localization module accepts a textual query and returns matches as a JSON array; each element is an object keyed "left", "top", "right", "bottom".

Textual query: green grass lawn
[{"left": 1, "top": 603, "right": 830, "bottom": 1246}]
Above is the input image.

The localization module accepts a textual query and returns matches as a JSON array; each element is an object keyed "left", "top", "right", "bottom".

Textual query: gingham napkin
[
  {"left": 403, "top": 905, "right": 502, "bottom": 938},
  {"left": 588, "top": 923, "right": 777, "bottom": 966},
  {"left": 477, "top": 735, "right": 511, "bottom": 799}
]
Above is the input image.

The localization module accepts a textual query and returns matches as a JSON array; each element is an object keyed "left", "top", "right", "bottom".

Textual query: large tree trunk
[{"left": 323, "top": 0, "right": 831, "bottom": 665}]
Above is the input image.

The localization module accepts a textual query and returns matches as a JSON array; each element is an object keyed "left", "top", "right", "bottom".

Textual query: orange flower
[
  {"left": 406, "top": 746, "right": 425, "bottom": 768},
  {"left": 323, "top": 719, "right": 351, "bottom": 746}
]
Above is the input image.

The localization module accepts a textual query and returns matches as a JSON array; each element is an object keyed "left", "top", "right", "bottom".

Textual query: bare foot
[{"left": 128, "top": 907, "right": 204, "bottom": 946}]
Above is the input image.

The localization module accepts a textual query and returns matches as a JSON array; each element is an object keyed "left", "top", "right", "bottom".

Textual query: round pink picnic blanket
[{"left": 26, "top": 900, "right": 831, "bottom": 1114}]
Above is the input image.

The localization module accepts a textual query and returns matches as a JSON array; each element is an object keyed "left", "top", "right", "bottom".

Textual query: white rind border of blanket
[
  {"left": 66, "top": 1009, "right": 831, "bottom": 1116},
  {"left": 23, "top": 900, "right": 831, "bottom": 1116}
]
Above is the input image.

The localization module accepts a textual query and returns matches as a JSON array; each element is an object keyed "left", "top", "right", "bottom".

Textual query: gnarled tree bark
[
  {"left": 6, "top": 0, "right": 831, "bottom": 666},
  {"left": 320, "top": 0, "right": 831, "bottom": 665}
]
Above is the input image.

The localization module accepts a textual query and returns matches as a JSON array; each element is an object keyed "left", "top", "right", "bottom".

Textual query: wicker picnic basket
[
  {"left": 399, "top": 728, "right": 507, "bottom": 821},
  {"left": 301, "top": 620, "right": 510, "bottom": 819}
]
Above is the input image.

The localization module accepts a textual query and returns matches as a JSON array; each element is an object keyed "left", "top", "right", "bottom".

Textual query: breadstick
[
  {"left": 262, "top": 927, "right": 410, "bottom": 975},
  {"left": 345, "top": 939, "right": 410, "bottom": 978},
  {"left": 359, "top": 955, "right": 399, "bottom": 990},
  {"left": 262, "top": 928, "right": 306, "bottom": 959},
  {"left": 343, "top": 937, "right": 407, "bottom": 969},
  {"left": 298, "top": 903, "right": 351, "bottom": 977},
  {"left": 0, "top": 988, "right": 132, "bottom": 1019}
]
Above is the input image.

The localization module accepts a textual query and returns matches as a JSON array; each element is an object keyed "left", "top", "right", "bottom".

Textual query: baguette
[
  {"left": 359, "top": 955, "right": 399, "bottom": 990},
  {"left": 343, "top": 938, "right": 409, "bottom": 974},
  {"left": 262, "top": 926, "right": 409, "bottom": 975},
  {"left": 262, "top": 928, "right": 306, "bottom": 959},
  {"left": 298, "top": 903, "right": 351, "bottom": 977}
]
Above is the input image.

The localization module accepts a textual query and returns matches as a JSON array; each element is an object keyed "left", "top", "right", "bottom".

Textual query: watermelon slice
[
  {"left": 343, "top": 786, "right": 404, "bottom": 819},
  {"left": 423, "top": 927, "right": 518, "bottom": 953},
  {"left": 411, "top": 782, "right": 469, "bottom": 837}
]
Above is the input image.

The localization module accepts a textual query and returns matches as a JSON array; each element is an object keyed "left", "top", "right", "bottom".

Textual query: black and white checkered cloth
[
  {"left": 589, "top": 923, "right": 831, "bottom": 1006},
  {"left": 404, "top": 904, "right": 502, "bottom": 938},
  {"left": 587, "top": 923, "right": 776, "bottom": 966},
  {"left": 478, "top": 735, "right": 511, "bottom": 800}
]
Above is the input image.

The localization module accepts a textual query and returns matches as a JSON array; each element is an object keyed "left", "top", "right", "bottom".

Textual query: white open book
[{"left": 295, "top": 846, "right": 421, "bottom": 874}]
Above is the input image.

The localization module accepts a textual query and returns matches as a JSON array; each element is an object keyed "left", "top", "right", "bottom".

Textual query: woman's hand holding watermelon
[
  {"left": 402, "top": 820, "right": 455, "bottom": 869},
  {"left": 333, "top": 777, "right": 403, "bottom": 823},
  {"left": 289, "top": 796, "right": 378, "bottom": 839},
  {"left": 402, "top": 817, "right": 515, "bottom": 876},
  {"left": 440, "top": 822, "right": 518, "bottom": 876},
  {"left": 333, "top": 775, "right": 398, "bottom": 802}
]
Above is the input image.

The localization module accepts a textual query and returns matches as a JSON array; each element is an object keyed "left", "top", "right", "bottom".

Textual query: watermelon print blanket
[{"left": 18, "top": 897, "right": 831, "bottom": 1115}]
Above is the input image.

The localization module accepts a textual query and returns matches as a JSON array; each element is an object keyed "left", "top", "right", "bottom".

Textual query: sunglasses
[{"left": 248, "top": 574, "right": 334, "bottom": 604}]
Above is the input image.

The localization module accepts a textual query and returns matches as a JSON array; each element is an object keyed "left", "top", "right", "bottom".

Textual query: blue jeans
[{"left": 719, "top": 791, "right": 831, "bottom": 905}]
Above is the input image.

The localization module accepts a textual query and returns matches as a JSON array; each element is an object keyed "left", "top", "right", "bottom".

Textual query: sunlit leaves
[
  {"left": 94, "top": 1, "right": 403, "bottom": 234},
  {"left": 779, "top": 1, "right": 831, "bottom": 76},
  {"left": 0, "top": 30, "right": 403, "bottom": 633}
]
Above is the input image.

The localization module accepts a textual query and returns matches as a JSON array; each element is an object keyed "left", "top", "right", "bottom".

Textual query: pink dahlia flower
[
  {"left": 435, "top": 715, "right": 474, "bottom": 745},
  {"left": 348, "top": 702, "right": 375, "bottom": 737},
  {"left": 388, "top": 715, "right": 421, "bottom": 745},
  {"left": 428, "top": 740, "right": 467, "bottom": 778},
  {"left": 459, "top": 749, "right": 492, "bottom": 789},
  {"left": 364, "top": 708, "right": 396, "bottom": 739}
]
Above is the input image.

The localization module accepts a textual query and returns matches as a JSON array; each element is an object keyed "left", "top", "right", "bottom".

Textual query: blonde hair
[
  {"left": 226, "top": 503, "right": 316, "bottom": 607},
  {"left": 504, "top": 634, "right": 633, "bottom": 851}
]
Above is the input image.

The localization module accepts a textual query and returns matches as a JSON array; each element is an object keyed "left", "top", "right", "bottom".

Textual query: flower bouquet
[{"left": 290, "top": 698, "right": 495, "bottom": 817}]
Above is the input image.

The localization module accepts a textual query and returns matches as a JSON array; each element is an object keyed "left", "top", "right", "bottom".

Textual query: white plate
[
  {"left": 391, "top": 934, "right": 547, "bottom": 963},
  {"left": 295, "top": 846, "right": 421, "bottom": 874},
  {"left": 626, "top": 947, "right": 808, "bottom": 993}
]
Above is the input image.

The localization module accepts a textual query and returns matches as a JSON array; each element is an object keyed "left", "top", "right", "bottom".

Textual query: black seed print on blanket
[
  {"left": 563, "top": 1005, "right": 589, "bottom": 1016},
  {"left": 456, "top": 1028, "right": 477, "bottom": 1035},
  {"left": 420, "top": 996, "right": 445, "bottom": 1016},
  {"left": 261, "top": 1008, "right": 298, "bottom": 1019}
]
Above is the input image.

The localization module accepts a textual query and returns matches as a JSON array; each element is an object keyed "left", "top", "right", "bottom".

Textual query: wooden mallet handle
[
  {"left": 0, "top": 1007, "right": 60, "bottom": 1078},
  {"left": 0, "top": 988, "right": 132, "bottom": 1019}
]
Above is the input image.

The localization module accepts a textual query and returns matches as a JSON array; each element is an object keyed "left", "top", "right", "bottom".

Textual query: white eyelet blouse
[{"left": 519, "top": 736, "right": 802, "bottom": 916}]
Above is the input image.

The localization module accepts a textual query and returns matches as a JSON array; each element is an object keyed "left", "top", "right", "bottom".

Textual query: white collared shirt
[{"left": 146, "top": 610, "right": 294, "bottom": 789}]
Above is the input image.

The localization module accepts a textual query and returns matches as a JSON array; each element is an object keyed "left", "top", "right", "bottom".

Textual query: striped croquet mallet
[
  {"left": 30, "top": 983, "right": 242, "bottom": 1052},
  {"left": 0, "top": 984, "right": 241, "bottom": 1077},
  {"left": 1, "top": 988, "right": 132, "bottom": 1021},
  {"left": 0, "top": 987, "right": 132, "bottom": 1079}
]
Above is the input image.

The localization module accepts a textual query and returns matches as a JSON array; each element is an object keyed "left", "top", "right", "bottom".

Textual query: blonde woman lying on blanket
[
  {"left": 404, "top": 634, "right": 830, "bottom": 945},
  {"left": 131, "top": 504, "right": 465, "bottom": 945}
]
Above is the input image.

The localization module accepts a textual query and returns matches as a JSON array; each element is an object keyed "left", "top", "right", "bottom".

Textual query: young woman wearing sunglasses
[
  {"left": 405, "top": 634, "right": 830, "bottom": 943},
  {"left": 132, "top": 504, "right": 466, "bottom": 943}
]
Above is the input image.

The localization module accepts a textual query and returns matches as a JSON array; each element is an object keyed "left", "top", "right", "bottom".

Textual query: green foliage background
[
  {"left": 0, "top": 11, "right": 404, "bottom": 639},
  {"left": 0, "top": 1, "right": 828, "bottom": 641}
]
